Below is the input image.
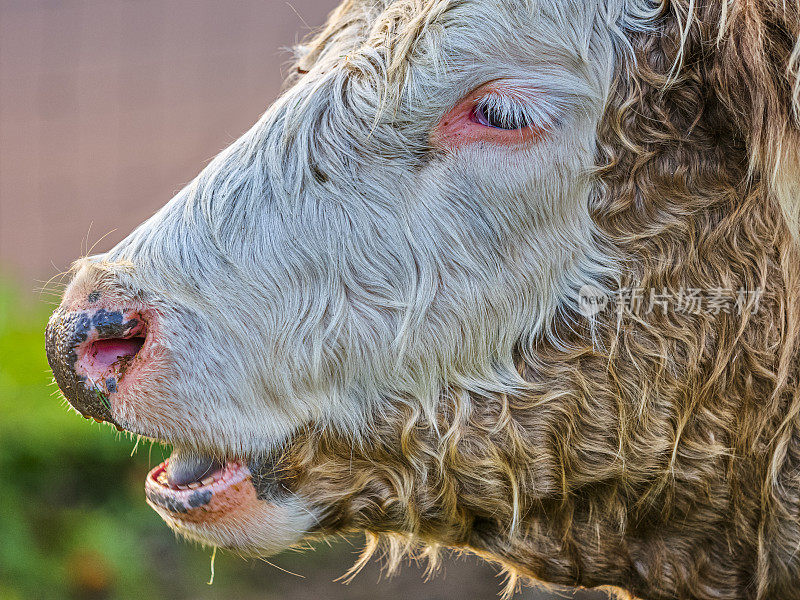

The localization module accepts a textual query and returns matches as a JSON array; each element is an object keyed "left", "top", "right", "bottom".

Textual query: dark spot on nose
[
  {"left": 89, "top": 309, "right": 139, "bottom": 339},
  {"left": 87, "top": 291, "right": 101, "bottom": 303},
  {"left": 92, "top": 309, "right": 122, "bottom": 335},
  {"left": 75, "top": 314, "right": 92, "bottom": 340},
  {"left": 105, "top": 378, "right": 117, "bottom": 393}
]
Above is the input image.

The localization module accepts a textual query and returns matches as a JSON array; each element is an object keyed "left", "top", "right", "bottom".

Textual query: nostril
[
  {"left": 46, "top": 306, "right": 151, "bottom": 424},
  {"left": 88, "top": 337, "right": 145, "bottom": 373}
]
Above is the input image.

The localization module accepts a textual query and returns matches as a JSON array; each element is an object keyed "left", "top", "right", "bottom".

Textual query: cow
[{"left": 45, "top": 1, "right": 800, "bottom": 598}]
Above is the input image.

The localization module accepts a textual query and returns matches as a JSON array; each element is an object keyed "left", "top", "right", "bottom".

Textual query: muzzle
[{"left": 45, "top": 301, "right": 146, "bottom": 423}]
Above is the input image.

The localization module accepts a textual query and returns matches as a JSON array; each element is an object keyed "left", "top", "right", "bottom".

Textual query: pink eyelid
[{"left": 432, "top": 82, "right": 545, "bottom": 149}]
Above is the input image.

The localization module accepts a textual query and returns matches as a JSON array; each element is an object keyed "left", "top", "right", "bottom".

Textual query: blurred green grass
[{"left": 2, "top": 283, "right": 161, "bottom": 599}]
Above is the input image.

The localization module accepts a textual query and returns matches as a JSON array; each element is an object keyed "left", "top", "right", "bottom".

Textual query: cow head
[{"left": 46, "top": 1, "right": 800, "bottom": 597}]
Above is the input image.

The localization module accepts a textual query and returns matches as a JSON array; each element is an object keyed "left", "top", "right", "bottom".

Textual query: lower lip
[{"left": 145, "top": 460, "right": 252, "bottom": 519}]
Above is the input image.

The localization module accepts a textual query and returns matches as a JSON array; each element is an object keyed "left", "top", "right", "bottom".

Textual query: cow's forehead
[
  {"left": 307, "top": 0, "right": 554, "bottom": 56},
  {"left": 302, "top": 0, "right": 654, "bottom": 85}
]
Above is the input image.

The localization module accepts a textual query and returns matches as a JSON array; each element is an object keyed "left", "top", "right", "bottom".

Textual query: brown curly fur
[{"left": 276, "top": 3, "right": 800, "bottom": 599}]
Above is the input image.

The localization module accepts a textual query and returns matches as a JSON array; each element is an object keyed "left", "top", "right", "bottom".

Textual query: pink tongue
[{"left": 166, "top": 450, "right": 223, "bottom": 486}]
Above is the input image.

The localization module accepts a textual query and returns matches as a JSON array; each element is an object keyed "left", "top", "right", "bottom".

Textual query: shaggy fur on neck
[{"left": 279, "top": 3, "right": 800, "bottom": 599}]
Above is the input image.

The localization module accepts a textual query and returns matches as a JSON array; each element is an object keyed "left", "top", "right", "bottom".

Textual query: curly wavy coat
[{"left": 283, "top": 2, "right": 800, "bottom": 598}]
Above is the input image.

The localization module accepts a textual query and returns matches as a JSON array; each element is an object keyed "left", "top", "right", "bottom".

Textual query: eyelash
[{"left": 471, "top": 93, "right": 560, "bottom": 132}]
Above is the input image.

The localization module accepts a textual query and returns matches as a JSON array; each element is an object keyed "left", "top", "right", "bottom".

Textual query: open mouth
[
  {"left": 145, "top": 450, "right": 254, "bottom": 519},
  {"left": 142, "top": 444, "right": 294, "bottom": 533},
  {"left": 140, "top": 442, "right": 316, "bottom": 554}
]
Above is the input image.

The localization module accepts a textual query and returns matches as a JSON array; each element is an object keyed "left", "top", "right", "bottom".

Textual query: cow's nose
[{"left": 45, "top": 304, "right": 146, "bottom": 424}]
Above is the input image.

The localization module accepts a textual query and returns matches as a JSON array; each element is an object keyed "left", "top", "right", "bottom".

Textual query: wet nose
[{"left": 45, "top": 304, "right": 145, "bottom": 424}]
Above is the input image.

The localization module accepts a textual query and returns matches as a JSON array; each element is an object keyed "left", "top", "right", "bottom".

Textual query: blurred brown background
[
  {"left": 0, "top": 2, "right": 608, "bottom": 599},
  {"left": 1, "top": 0, "right": 331, "bottom": 291}
]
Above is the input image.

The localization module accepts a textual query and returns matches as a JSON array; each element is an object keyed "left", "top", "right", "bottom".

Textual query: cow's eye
[
  {"left": 434, "top": 83, "right": 558, "bottom": 149},
  {"left": 471, "top": 96, "right": 534, "bottom": 131}
]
